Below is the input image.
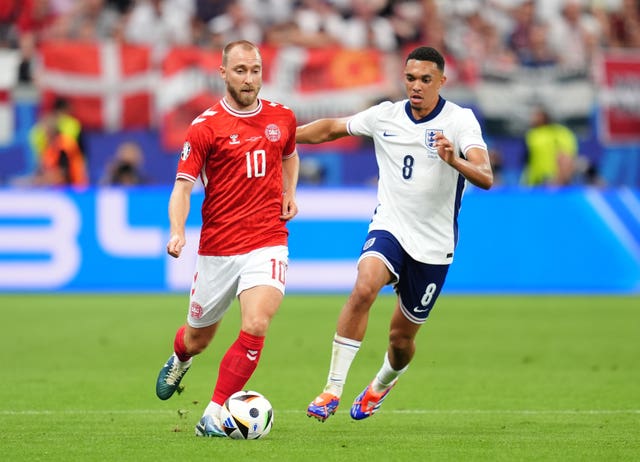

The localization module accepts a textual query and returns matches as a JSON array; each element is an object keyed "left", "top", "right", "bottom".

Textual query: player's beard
[{"left": 227, "top": 83, "right": 261, "bottom": 109}]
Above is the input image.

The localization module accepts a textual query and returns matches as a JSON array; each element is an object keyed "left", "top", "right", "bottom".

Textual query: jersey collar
[
  {"left": 404, "top": 96, "right": 446, "bottom": 124},
  {"left": 220, "top": 98, "right": 263, "bottom": 117}
]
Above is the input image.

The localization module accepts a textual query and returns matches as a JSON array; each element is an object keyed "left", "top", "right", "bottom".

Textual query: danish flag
[
  {"left": 158, "top": 47, "right": 221, "bottom": 150},
  {"left": 37, "top": 40, "right": 155, "bottom": 131},
  {"left": 0, "top": 49, "right": 19, "bottom": 145}
]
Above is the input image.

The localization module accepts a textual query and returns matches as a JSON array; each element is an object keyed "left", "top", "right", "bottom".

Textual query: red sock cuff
[
  {"left": 238, "top": 330, "right": 265, "bottom": 350},
  {"left": 173, "top": 325, "right": 191, "bottom": 362}
]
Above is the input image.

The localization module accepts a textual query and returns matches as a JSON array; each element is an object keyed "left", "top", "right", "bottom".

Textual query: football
[{"left": 220, "top": 390, "right": 274, "bottom": 439}]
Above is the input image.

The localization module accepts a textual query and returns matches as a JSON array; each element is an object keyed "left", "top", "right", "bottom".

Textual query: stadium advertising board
[{"left": 0, "top": 188, "right": 638, "bottom": 293}]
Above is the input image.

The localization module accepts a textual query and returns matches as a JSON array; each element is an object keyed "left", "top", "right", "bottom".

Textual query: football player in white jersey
[{"left": 297, "top": 46, "right": 494, "bottom": 422}]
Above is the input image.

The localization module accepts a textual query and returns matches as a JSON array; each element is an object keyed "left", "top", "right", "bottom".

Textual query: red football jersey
[{"left": 176, "top": 98, "right": 297, "bottom": 256}]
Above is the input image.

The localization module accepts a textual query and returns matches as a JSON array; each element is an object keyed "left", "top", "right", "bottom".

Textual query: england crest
[{"left": 425, "top": 129, "right": 443, "bottom": 153}]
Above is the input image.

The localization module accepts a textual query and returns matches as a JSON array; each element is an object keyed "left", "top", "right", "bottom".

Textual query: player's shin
[
  {"left": 324, "top": 333, "right": 361, "bottom": 396},
  {"left": 211, "top": 330, "right": 264, "bottom": 405}
]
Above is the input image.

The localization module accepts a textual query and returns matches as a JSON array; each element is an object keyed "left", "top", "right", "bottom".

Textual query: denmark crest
[
  {"left": 180, "top": 141, "right": 191, "bottom": 161},
  {"left": 190, "top": 301, "right": 203, "bottom": 319},
  {"left": 265, "top": 124, "right": 281, "bottom": 142}
]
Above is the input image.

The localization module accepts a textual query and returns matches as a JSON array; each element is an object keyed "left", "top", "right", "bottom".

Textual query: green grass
[{"left": 1, "top": 293, "right": 638, "bottom": 461}]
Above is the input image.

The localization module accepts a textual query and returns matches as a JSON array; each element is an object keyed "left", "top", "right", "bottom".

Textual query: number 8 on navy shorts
[{"left": 359, "top": 229, "right": 450, "bottom": 324}]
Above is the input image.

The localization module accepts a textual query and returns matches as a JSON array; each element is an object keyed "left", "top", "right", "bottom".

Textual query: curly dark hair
[{"left": 406, "top": 47, "right": 445, "bottom": 72}]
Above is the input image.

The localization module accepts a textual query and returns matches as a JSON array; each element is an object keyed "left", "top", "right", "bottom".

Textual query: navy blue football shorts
[{"left": 359, "top": 229, "right": 450, "bottom": 324}]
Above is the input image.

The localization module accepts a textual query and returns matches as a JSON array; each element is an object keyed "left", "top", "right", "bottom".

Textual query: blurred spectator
[
  {"left": 387, "top": 0, "right": 421, "bottom": 49},
  {"left": 480, "top": 0, "right": 519, "bottom": 39},
  {"left": 445, "top": 6, "right": 487, "bottom": 60},
  {"left": 192, "top": 0, "right": 232, "bottom": 46},
  {"left": 444, "top": 5, "right": 515, "bottom": 83},
  {"left": 268, "top": 0, "right": 342, "bottom": 48},
  {"left": 522, "top": 107, "right": 578, "bottom": 187},
  {"left": 3, "top": 0, "right": 635, "bottom": 189},
  {"left": 518, "top": 21, "right": 558, "bottom": 67},
  {"left": 478, "top": 19, "right": 518, "bottom": 74},
  {"left": 0, "top": 0, "right": 21, "bottom": 48},
  {"left": 100, "top": 141, "right": 149, "bottom": 185},
  {"left": 339, "top": 0, "right": 397, "bottom": 52},
  {"left": 547, "top": 0, "right": 602, "bottom": 72},
  {"left": 15, "top": 0, "right": 61, "bottom": 82},
  {"left": 31, "top": 111, "right": 88, "bottom": 187},
  {"left": 605, "top": 0, "right": 640, "bottom": 48},
  {"left": 29, "top": 97, "right": 84, "bottom": 172},
  {"left": 107, "top": 0, "right": 135, "bottom": 14},
  {"left": 54, "top": 0, "right": 123, "bottom": 41},
  {"left": 507, "top": 0, "right": 537, "bottom": 59},
  {"left": 195, "top": 0, "right": 231, "bottom": 23},
  {"left": 207, "top": 0, "right": 262, "bottom": 50},
  {"left": 242, "top": 0, "right": 294, "bottom": 28},
  {"left": 124, "top": 0, "right": 195, "bottom": 60},
  {"left": 415, "top": 0, "right": 445, "bottom": 48}
]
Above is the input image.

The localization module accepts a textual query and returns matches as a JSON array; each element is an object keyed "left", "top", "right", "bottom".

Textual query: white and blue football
[{"left": 220, "top": 390, "right": 274, "bottom": 440}]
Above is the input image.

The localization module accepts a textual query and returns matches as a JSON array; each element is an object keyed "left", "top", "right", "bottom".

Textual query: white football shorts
[{"left": 186, "top": 245, "right": 288, "bottom": 328}]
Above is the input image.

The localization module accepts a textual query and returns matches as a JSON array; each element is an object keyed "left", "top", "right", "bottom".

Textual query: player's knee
[
  {"left": 185, "top": 337, "right": 209, "bottom": 355},
  {"left": 241, "top": 316, "right": 271, "bottom": 337},
  {"left": 350, "top": 281, "right": 379, "bottom": 306},
  {"left": 184, "top": 327, "right": 214, "bottom": 355},
  {"left": 389, "top": 329, "right": 414, "bottom": 352}
]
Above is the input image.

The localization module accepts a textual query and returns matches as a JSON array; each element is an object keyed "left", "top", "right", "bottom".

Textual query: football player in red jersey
[{"left": 155, "top": 40, "right": 300, "bottom": 438}]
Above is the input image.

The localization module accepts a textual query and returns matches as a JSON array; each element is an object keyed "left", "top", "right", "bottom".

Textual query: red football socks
[
  {"left": 173, "top": 325, "right": 192, "bottom": 362},
  {"left": 212, "top": 330, "right": 265, "bottom": 405}
]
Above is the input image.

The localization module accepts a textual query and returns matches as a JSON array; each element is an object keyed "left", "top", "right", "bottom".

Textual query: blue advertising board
[{"left": 0, "top": 187, "right": 638, "bottom": 293}]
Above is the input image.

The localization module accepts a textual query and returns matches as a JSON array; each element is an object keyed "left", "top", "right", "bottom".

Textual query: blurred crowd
[
  {"left": 1, "top": 0, "right": 639, "bottom": 188},
  {"left": 1, "top": 0, "right": 639, "bottom": 83}
]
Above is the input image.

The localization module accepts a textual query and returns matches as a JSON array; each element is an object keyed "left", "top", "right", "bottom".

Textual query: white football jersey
[{"left": 347, "top": 97, "right": 487, "bottom": 264}]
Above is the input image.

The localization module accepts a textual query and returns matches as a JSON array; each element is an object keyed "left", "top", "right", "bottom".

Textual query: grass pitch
[{"left": 1, "top": 293, "right": 638, "bottom": 461}]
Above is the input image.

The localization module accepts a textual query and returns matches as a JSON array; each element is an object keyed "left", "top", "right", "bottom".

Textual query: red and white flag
[
  {"left": 158, "top": 47, "right": 221, "bottom": 151},
  {"left": 598, "top": 51, "right": 640, "bottom": 144},
  {"left": 35, "top": 42, "right": 394, "bottom": 153},
  {"left": 37, "top": 40, "right": 155, "bottom": 131},
  {"left": 0, "top": 49, "right": 19, "bottom": 145}
]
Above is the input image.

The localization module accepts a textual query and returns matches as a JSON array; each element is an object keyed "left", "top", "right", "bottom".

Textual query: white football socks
[
  {"left": 372, "top": 352, "right": 409, "bottom": 393},
  {"left": 204, "top": 401, "right": 222, "bottom": 421},
  {"left": 324, "top": 333, "right": 361, "bottom": 397}
]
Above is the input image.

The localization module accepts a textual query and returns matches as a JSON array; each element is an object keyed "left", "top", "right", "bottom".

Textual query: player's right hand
[{"left": 167, "top": 234, "right": 185, "bottom": 258}]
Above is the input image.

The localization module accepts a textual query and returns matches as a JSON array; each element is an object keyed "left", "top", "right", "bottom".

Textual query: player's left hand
[
  {"left": 167, "top": 233, "right": 185, "bottom": 258},
  {"left": 280, "top": 195, "right": 298, "bottom": 221},
  {"left": 434, "top": 132, "right": 457, "bottom": 165}
]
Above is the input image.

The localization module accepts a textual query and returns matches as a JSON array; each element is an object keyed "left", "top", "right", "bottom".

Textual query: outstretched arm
[
  {"left": 296, "top": 117, "right": 350, "bottom": 144},
  {"left": 167, "top": 178, "right": 194, "bottom": 258}
]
